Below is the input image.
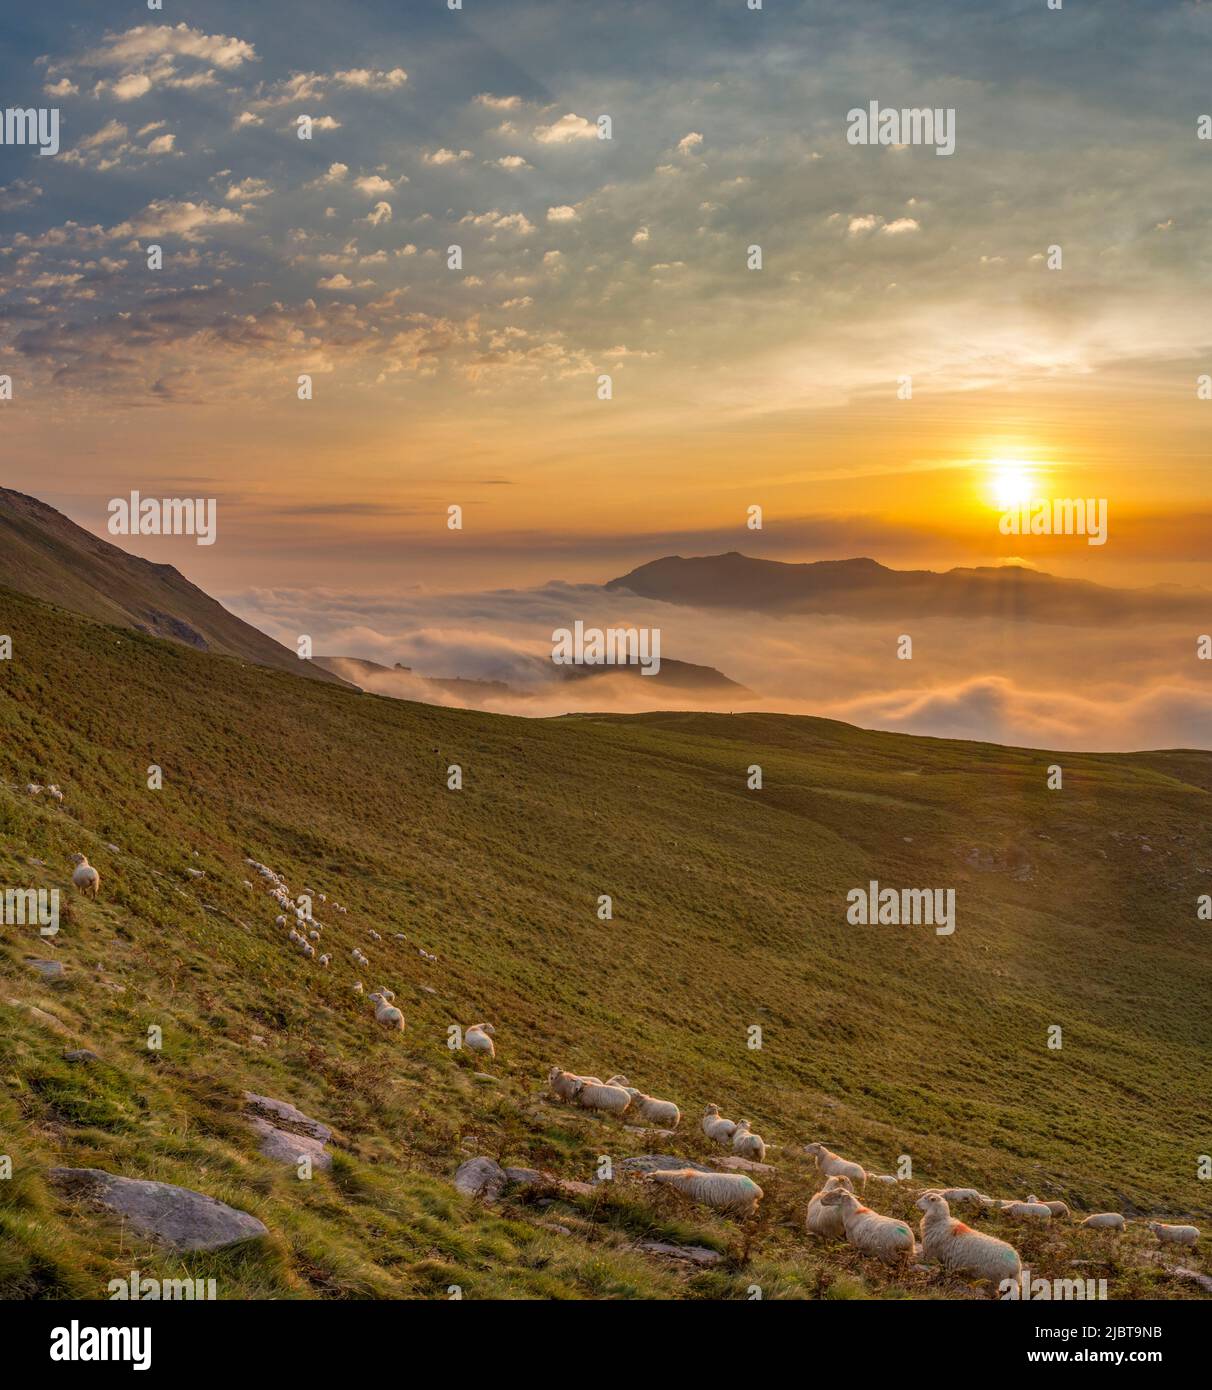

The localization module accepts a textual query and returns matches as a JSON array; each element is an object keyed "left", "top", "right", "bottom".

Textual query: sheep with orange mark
[
  {"left": 818, "top": 1189, "right": 914, "bottom": 1266},
  {"left": 917, "top": 1191, "right": 1022, "bottom": 1285}
]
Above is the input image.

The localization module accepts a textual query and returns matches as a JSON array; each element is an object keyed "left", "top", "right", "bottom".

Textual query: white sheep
[
  {"left": 69, "top": 853, "right": 100, "bottom": 900},
  {"left": 275, "top": 915, "right": 288, "bottom": 928},
  {"left": 647, "top": 1168, "right": 763, "bottom": 1218},
  {"left": 548, "top": 1067, "right": 584, "bottom": 1103},
  {"left": 353, "top": 981, "right": 364, "bottom": 994},
  {"left": 1001, "top": 1200, "right": 1052, "bottom": 1222},
  {"left": 26, "top": 783, "right": 43, "bottom": 795},
  {"left": 806, "top": 1174, "right": 855, "bottom": 1238},
  {"left": 575, "top": 1081, "right": 632, "bottom": 1116},
  {"left": 622, "top": 1088, "right": 680, "bottom": 1130},
  {"left": 465, "top": 1023, "right": 496, "bottom": 1058},
  {"left": 47, "top": 785, "right": 64, "bottom": 802},
  {"left": 1148, "top": 1222, "right": 1199, "bottom": 1247},
  {"left": 368, "top": 929, "right": 382, "bottom": 941},
  {"left": 1078, "top": 1212, "right": 1125, "bottom": 1231},
  {"left": 318, "top": 953, "right": 331, "bottom": 968},
  {"left": 804, "top": 1141, "right": 867, "bottom": 1191},
  {"left": 368, "top": 991, "right": 404, "bottom": 1031},
  {"left": 605, "top": 1074, "right": 629, "bottom": 1087},
  {"left": 351, "top": 948, "right": 369, "bottom": 967},
  {"left": 731, "top": 1119, "right": 766, "bottom": 1162},
  {"left": 701, "top": 1104, "right": 737, "bottom": 1146},
  {"left": 818, "top": 1189, "right": 915, "bottom": 1267},
  {"left": 298, "top": 940, "right": 315, "bottom": 959},
  {"left": 936, "top": 1187, "right": 986, "bottom": 1207},
  {"left": 916, "top": 1192, "right": 1022, "bottom": 1285},
  {"left": 1027, "top": 1194, "right": 1071, "bottom": 1220}
]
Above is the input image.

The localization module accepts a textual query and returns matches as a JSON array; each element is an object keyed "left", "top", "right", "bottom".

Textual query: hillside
[
  {"left": 606, "top": 552, "right": 1209, "bottom": 625},
  {"left": 0, "top": 488, "right": 344, "bottom": 685},
  {"left": 1, "top": 584, "right": 1209, "bottom": 1300}
]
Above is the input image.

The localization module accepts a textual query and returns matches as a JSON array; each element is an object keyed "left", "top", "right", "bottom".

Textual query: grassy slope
[{"left": 1, "top": 585, "right": 1209, "bottom": 1300}]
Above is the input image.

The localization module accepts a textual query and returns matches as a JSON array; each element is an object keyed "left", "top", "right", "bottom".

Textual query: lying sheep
[
  {"left": 731, "top": 1120, "right": 766, "bottom": 1162},
  {"left": 605, "top": 1074, "right": 629, "bottom": 1088},
  {"left": 1078, "top": 1212, "right": 1125, "bottom": 1231},
  {"left": 647, "top": 1168, "right": 763, "bottom": 1218},
  {"left": 1148, "top": 1222, "right": 1200, "bottom": 1247},
  {"left": 819, "top": 1189, "right": 914, "bottom": 1266},
  {"left": 69, "top": 853, "right": 100, "bottom": 900},
  {"left": 702, "top": 1103, "right": 737, "bottom": 1146},
  {"left": 575, "top": 1081, "right": 632, "bottom": 1116},
  {"left": 622, "top": 1088, "right": 680, "bottom": 1130},
  {"left": 1027, "top": 1195, "right": 1071, "bottom": 1220},
  {"left": 368, "top": 991, "right": 404, "bottom": 1031},
  {"left": 465, "top": 1023, "right": 496, "bottom": 1058},
  {"left": 936, "top": 1187, "right": 986, "bottom": 1207},
  {"left": 806, "top": 1174, "right": 855, "bottom": 1239},
  {"left": 548, "top": 1067, "right": 587, "bottom": 1103},
  {"left": 916, "top": 1192, "right": 1022, "bottom": 1286},
  {"left": 804, "top": 1141, "right": 866, "bottom": 1191},
  {"left": 1001, "top": 1200, "right": 1052, "bottom": 1222}
]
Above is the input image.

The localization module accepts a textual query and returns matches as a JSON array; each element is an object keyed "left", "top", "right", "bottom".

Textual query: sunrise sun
[{"left": 989, "top": 459, "right": 1036, "bottom": 510}]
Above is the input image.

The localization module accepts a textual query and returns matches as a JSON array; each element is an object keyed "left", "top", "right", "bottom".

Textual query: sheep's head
[
  {"left": 480, "top": 1023, "right": 495, "bottom": 1036},
  {"left": 69, "top": 853, "right": 88, "bottom": 866},
  {"left": 703, "top": 1104, "right": 720, "bottom": 1117},
  {"left": 916, "top": 1192, "right": 948, "bottom": 1216},
  {"left": 367, "top": 992, "right": 384, "bottom": 1004},
  {"left": 804, "top": 1142, "right": 825, "bottom": 1157},
  {"left": 820, "top": 1189, "right": 859, "bottom": 1212},
  {"left": 824, "top": 1175, "right": 854, "bottom": 1193}
]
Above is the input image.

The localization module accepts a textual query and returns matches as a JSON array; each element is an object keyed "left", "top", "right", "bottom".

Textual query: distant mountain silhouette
[
  {"left": 606, "top": 552, "right": 1207, "bottom": 624},
  {"left": 0, "top": 488, "right": 345, "bottom": 684}
]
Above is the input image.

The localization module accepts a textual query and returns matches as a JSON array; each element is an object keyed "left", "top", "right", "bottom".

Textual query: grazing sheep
[
  {"left": 465, "top": 1023, "right": 496, "bottom": 1058},
  {"left": 731, "top": 1120, "right": 766, "bottom": 1162},
  {"left": 368, "top": 929, "right": 382, "bottom": 941},
  {"left": 351, "top": 948, "right": 369, "bottom": 967},
  {"left": 621, "top": 1088, "right": 680, "bottom": 1130},
  {"left": 605, "top": 1074, "right": 630, "bottom": 1088},
  {"left": 368, "top": 991, "right": 404, "bottom": 1031},
  {"left": 47, "top": 785, "right": 64, "bottom": 802},
  {"left": 1148, "top": 1222, "right": 1199, "bottom": 1247},
  {"left": 318, "top": 953, "right": 331, "bottom": 968},
  {"left": 1001, "top": 1200, "right": 1052, "bottom": 1223},
  {"left": 575, "top": 1081, "right": 632, "bottom": 1116},
  {"left": 647, "top": 1168, "right": 763, "bottom": 1218},
  {"left": 26, "top": 783, "right": 43, "bottom": 795},
  {"left": 1079, "top": 1212, "right": 1125, "bottom": 1231},
  {"left": 352, "top": 981, "right": 364, "bottom": 994},
  {"left": 806, "top": 1174, "right": 855, "bottom": 1238},
  {"left": 298, "top": 940, "right": 315, "bottom": 959},
  {"left": 1027, "top": 1194, "right": 1071, "bottom": 1220},
  {"left": 804, "top": 1142, "right": 867, "bottom": 1192},
  {"left": 69, "top": 853, "right": 100, "bottom": 900},
  {"left": 916, "top": 1192, "right": 1022, "bottom": 1285},
  {"left": 548, "top": 1067, "right": 585, "bottom": 1103},
  {"left": 818, "top": 1189, "right": 914, "bottom": 1266},
  {"left": 275, "top": 915, "right": 288, "bottom": 928},
  {"left": 702, "top": 1104, "right": 737, "bottom": 1146}
]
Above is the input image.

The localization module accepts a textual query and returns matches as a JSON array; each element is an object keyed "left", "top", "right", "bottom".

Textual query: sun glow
[{"left": 989, "top": 458, "right": 1036, "bottom": 510}]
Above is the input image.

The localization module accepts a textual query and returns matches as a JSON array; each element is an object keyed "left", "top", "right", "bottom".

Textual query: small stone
[
  {"left": 63, "top": 1049, "right": 99, "bottom": 1064},
  {"left": 637, "top": 1241, "right": 723, "bottom": 1265},
  {"left": 26, "top": 958, "right": 65, "bottom": 983},
  {"left": 453, "top": 1156, "right": 507, "bottom": 1201}
]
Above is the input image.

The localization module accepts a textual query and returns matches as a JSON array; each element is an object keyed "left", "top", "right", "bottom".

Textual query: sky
[{"left": 1, "top": 0, "right": 1210, "bottom": 746}]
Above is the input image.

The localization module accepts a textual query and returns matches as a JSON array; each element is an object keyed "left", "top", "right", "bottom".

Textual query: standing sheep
[
  {"left": 1001, "top": 1200, "right": 1052, "bottom": 1223},
  {"left": 806, "top": 1174, "right": 855, "bottom": 1239},
  {"left": 548, "top": 1067, "right": 587, "bottom": 1103},
  {"left": 1078, "top": 1213, "right": 1125, "bottom": 1231},
  {"left": 804, "top": 1141, "right": 866, "bottom": 1191},
  {"left": 1148, "top": 1222, "right": 1200, "bottom": 1248},
  {"left": 818, "top": 1190, "right": 915, "bottom": 1266},
  {"left": 916, "top": 1192, "right": 1022, "bottom": 1286},
  {"left": 69, "top": 853, "right": 100, "bottom": 900},
  {"left": 622, "top": 1088, "right": 680, "bottom": 1130},
  {"left": 701, "top": 1104, "right": 737, "bottom": 1146},
  {"left": 1027, "top": 1195, "right": 1071, "bottom": 1220},
  {"left": 465, "top": 1023, "right": 496, "bottom": 1058},
  {"left": 368, "top": 991, "right": 404, "bottom": 1031},
  {"left": 731, "top": 1120, "right": 766, "bottom": 1163},
  {"left": 647, "top": 1168, "right": 763, "bottom": 1218},
  {"left": 575, "top": 1081, "right": 632, "bottom": 1116}
]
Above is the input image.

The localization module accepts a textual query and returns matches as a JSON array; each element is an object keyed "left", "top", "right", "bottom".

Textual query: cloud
[
  {"left": 225, "top": 177, "right": 271, "bottom": 201},
  {"left": 546, "top": 204, "right": 578, "bottom": 222},
  {"left": 354, "top": 175, "right": 396, "bottom": 195},
  {"left": 107, "top": 199, "right": 244, "bottom": 241},
  {"left": 423, "top": 148, "right": 473, "bottom": 166},
  {"left": 492, "top": 155, "right": 531, "bottom": 171},
  {"left": 475, "top": 93, "right": 522, "bottom": 110},
  {"left": 366, "top": 201, "right": 392, "bottom": 225},
  {"left": 532, "top": 113, "right": 596, "bottom": 143},
  {"left": 676, "top": 131, "right": 703, "bottom": 154}
]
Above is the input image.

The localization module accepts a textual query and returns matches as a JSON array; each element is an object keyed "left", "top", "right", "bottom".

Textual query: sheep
[
  {"left": 352, "top": 981, "right": 364, "bottom": 994},
  {"left": 804, "top": 1141, "right": 867, "bottom": 1191},
  {"left": 374, "top": 987, "right": 396, "bottom": 1002},
  {"left": 298, "top": 940, "right": 315, "bottom": 959},
  {"left": 731, "top": 1119, "right": 766, "bottom": 1162},
  {"left": 368, "top": 929, "right": 382, "bottom": 941},
  {"left": 647, "top": 1168, "right": 763, "bottom": 1218},
  {"left": 368, "top": 991, "right": 404, "bottom": 1031},
  {"left": 935, "top": 1187, "right": 985, "bottom": 1207},
  {"left": 1078, "top": 1212, "right": 1125, "bottom": 1231},
  {"left": 465, "top": 1023, "right": 496, "bottom": 1058},
  {"left": 575, "top": 1081, "right": 632, "bottom": 1116},
  {"left": 806, "top": 1174, "right": 855, "bottom": 1238},
  {"left": 605, "top": 1074, "right": 630, "bottom": 1088},
  {"left": 351, "top": 948, "right": 369, "bottom": 967},
  {"left": 818, "top": 1189, "right": 914, "bottom": 1266},
  {"left": 318, "top": 953, "right": 331, "bottom": 968},
  {"left": 47, "top": 785, "right": 64, "bottom": 802},
  {"left": 1001, "top": 1200, "right": 1052, "bottom": 1223},
  {"left": 69, "top": 853, "right": 100, "bottom": 900},
  {"left": 702, "top": 1103, "right": 737, "bottom": 1145},
  {"left": 1148, "top": 1222, "right": 1199, "bottom": 1247},
  {"left": 275, "top": 915, "right": 288, "bottom": 928},
  {"left": 26, "top": 783, "right": 43, "bottom": 795},
  {"left": 621, "top": 1088, "right": 680, "bottom": 1130},
  {"left": 547, "top": 1067, "right": 584, "bottom": 1103},
  {"left": 916, "top": 1192, "right": 1022, "bottom": 1286},
  {"left": 308, "top": 929, "right": 320, "bottom": 941},
  {"left": 1027, "top": 1194, "right": 1071, "bottom": 1220}
]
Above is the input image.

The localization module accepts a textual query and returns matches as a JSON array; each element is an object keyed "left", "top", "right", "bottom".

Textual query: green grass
[{"left": 0, "top": 585, "right": 1208, "bottom": 1299}]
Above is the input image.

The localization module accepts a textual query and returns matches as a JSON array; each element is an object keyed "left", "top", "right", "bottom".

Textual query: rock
[
  {"left": 48, "top": 1168, "right": 267, "bottom": 1251},
  {"left": 504, "top": 1167, "right": 595, "bottom": 1198},
  {"left": 1174, "top": 1268, "right": 1212, "bottom": 1294},
  {"left": 637, "top": 1240, "right": 723, "bottom": 1266},
  {"left": 714, "top": 1155, "right": 774, "bottom": 1173},
  {"left": 104, "top": 844, "right": 121, "bottom": 854},
  {"left": 26, "top": 958, "right": 65, "bottom": 983},
  {"left": 473, "top": 1072, "right": 498, "bottom": 1083},
  {"left": 624, "top": 1124, "right": 677, "bottom": 1138},
  {"left": 610, "top": 1155, "right": 715, "bottom": 1182},
  {"left": 242, "top": 1093, "right": 332, "bottom": 1143},
  {"left": 454, "top": 1156, "right": 507, "bottom": 1201},
  {"left": 243, "top": 1093, "right": 333, "bottom": 1171},
  {"left": 6, "top": 998, "right": 70, "bottom": 1034},
  {"left": 63, "top": 1049, "right": 99, "bottom": 1064}
]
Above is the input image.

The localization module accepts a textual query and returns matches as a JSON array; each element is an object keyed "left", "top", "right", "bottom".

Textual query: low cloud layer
[{"left": 225, "top": 581, "right": 1212, "bottom": 752}]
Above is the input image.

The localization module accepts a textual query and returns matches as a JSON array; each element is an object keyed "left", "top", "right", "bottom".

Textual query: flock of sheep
[
  {"left": 43, "top": 818, "right": 1205, "bottom": 1296},
  {"left": 545, "top": 1069, "right": 1203, "bottom": 1291}
]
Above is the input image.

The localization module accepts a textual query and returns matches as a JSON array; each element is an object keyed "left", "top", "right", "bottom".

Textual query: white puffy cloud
[{"left": 532, "top": 113, "right": 596, "bottom": 143}]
